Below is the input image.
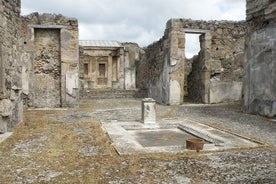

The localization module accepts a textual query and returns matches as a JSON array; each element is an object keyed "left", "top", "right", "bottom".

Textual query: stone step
[{"left": 80, "top": 89, "right": 147, "bottom": 99}]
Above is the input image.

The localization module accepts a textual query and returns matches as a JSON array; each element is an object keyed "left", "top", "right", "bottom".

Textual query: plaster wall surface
[{"left": 243, "top": 0, "right": 276, "bottom": 117}]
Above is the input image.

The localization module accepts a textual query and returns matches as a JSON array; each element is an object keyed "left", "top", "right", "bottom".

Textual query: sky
[{"left": 21, "top": 0, "right": 246, "bottom": 58}]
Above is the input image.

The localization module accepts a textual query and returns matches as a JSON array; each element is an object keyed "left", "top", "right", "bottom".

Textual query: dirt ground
[{"left": 0, "top": 99, "right": 275, "bottom": 183}]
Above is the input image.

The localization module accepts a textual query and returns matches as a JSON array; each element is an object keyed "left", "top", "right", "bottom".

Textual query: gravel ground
[{"left": 0, "top": 99, "right": 275, "bottom": 183}]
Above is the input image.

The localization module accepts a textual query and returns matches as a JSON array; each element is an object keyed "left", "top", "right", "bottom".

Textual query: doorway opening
[
  {"left": 185, "top": 34, "right": 201, "bottom": 59},
  {"left": 97, "top": 62, "right": 108, "bottom": 85},
  {"left": 183, "top": 30, "right": 211, "bottom": 104},
  {"left": 184, "top": 33, "right": 202, "bottom": 102}
]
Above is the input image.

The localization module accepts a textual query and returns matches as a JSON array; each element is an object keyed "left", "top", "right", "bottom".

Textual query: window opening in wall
[
  {"left": 99, "top": 64, "right": 106, "bottom": 77},
  {"left": 185, "top": 34, "right": 201, "bottom": 59},
  {"left": 84, "top": 63, "right": 89, "bottom": 75}
]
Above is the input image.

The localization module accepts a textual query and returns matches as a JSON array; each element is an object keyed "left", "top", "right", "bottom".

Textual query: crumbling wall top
[
  {"left": 246, "top": 0, "right": 276, "bottom": 22},
  {"left": 166, "top": 18, "right": 246, "bottom": 30},
  {"left": 21, "top": 12, "right": 78, "bottom": 27}
]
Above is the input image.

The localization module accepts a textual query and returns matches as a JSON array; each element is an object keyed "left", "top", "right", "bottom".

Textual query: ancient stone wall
[
  {"left": 140, "top": 19, "right": 247, "bottom": 105},
  {"left": 0, "top": 0, "right": 23, "bottom": 132},
  {"left": 246, "top": 0, "right": 276, "bottom": 27},
  {"left": 139, "top": 37, "right": 172, "bottom": 104},
  {"left": 136, "top": 47, "right": 147, "bottom": 91},
  {"left": 243, "top": 0, "right": 276, "bottom": 117},
  {"left": 123, "top": 42, "right": 144, "bottom": 90},
  {"left": 21, "top": 13, "right": 79, "bottom": 108}
]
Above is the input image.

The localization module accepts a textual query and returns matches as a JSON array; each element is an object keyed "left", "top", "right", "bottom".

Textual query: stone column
[
  {"left": 141, "top": 98, "right": 156, "bottom": 124},
  {"left": 107, "top": 55, "right": 113, "bottom": 87}
]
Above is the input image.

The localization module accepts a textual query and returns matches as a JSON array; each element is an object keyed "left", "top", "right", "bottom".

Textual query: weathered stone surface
[
  {"left": 0, "top": 99, "right": 13, "bottom": 117},
  {"left": 169, "top": 80, "right": 181, "bottom": 105},
  {"left": 0, "top": 0, "right": 22, "bottom": 133},
  {"left": 0, "top": 116, "right": 7, "bottom": 133},
  {"left": 21, "top": 13, "right": 79, "bottom": 108},
  {"left": 123, "top": 43, "right": 142, "bottom": 90},
  {"left": 65, "top": 72, "right": 79, "bottom": 107},
  {"left": 246, "top": 0, "right": 276, "bottom": 24},
  {"left": 243, "top": 26, "right": 276, "bottom": 117},
  {"left": 22, "top": 66, "right": 29, "bottom": 95},
  {"left": 210, "top": 81, "right": 242, "bottom": 104},
  {"left": 138, "top": 19, "right": 247, "bottom": 105},
  {"left": 141, "top": 98, "right": 156, "bottom": 124},
  {"left": 243, "top": 0, "right": 276, "bottom": 118}
]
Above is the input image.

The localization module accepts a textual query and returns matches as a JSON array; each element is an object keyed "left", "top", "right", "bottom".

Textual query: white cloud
[{"left": 21, "top": 0, "right": 246, "bottom": 48}]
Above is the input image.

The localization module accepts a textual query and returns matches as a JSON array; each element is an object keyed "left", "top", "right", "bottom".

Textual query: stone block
[
  {"left": 210, "top": 81, "right": 242, "bottom": 104},
  {"left": 169, "top": 80, "right": 181, "bottom": 105},
  {"left": 0, "top": 99, "right": 13, "bottom": 117},
  {"left": 141, "top": 98, "right": 156, "bottom": 124},
  {"left": 66, "top": 72, "right": 79, "bottom": 96}
]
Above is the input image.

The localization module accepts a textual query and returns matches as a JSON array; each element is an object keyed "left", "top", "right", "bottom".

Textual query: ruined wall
[
  {"left": 123, "top": 43, "right": 143, "bottom": 90},
  {"left": 136, "top": 47, "right": 148, "bottom": 91},
  {"left": 243, "top": 0, "right": 276, "bottom": 117},
  {"left": 0, "top": 0, "right": 23, "bottom": 132},
  {"left": 140, "top": 19, "right": 247, "bottom": 105},
  {"left": 21, "top": 13, "right": 79, "bottom": 108},
  {"left": 140, "top": 37, "right": 172, "bottom": 104}
]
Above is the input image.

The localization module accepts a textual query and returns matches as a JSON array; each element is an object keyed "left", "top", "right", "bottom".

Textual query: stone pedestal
[{"left": 141, "top": 98, "right": 156, "bottom": 124}]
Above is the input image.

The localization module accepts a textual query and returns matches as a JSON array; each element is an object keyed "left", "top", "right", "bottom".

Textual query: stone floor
[
  {"left": 65, "top": 99, "right": 276, "bottom": 146},
  {"left": 0, "top": 98, "right": 275, "bottom": 183}
]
